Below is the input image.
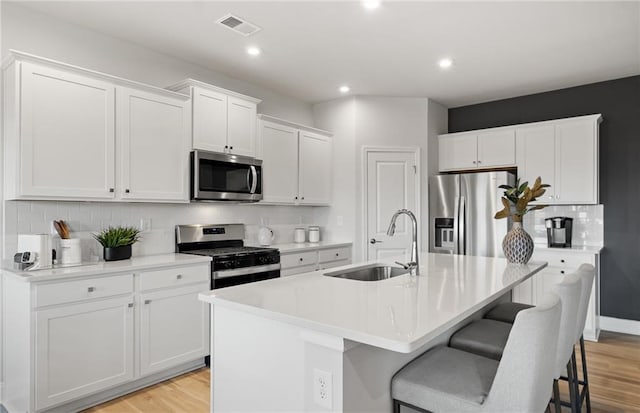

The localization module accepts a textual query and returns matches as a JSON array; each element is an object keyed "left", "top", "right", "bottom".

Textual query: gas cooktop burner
[{"left": 188, "top": 246, "right": 277, "bottom": 258}]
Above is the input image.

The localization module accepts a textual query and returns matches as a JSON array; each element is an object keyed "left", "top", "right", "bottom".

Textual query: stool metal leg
[
  {"left": 580, "top": 336, "right": 592, "bottom": 413},
  {"left": 567, "top": 360, "right": 579, "bottom": 413},
  {"left": 553, "top": 379, "right": 562, "bottom": 413}
]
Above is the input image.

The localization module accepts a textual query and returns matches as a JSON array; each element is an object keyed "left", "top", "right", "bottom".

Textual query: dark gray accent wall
[{"left": 448, "top": 75, "right": 640, "bottom": 321}]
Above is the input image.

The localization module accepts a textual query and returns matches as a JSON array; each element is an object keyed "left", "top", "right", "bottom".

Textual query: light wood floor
[{"left": 84, "top": 331, "right": 640, "bottom": 413}]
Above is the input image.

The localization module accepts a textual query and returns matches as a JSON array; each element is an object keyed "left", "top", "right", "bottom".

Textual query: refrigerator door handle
[
  {"left": 453, "top": 196, "right": 460, "bottom": 254},
  {"left": 459, "top": 196, "right": 466, "bottom": 255}
]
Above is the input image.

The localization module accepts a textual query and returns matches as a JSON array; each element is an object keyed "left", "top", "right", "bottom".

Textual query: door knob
[{"left": 370, "top": 238, "right": 383, "bottom": 244}]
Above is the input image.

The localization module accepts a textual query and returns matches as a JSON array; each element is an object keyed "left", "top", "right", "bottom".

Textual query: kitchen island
[{"left": 199, "top": 253, "right": 547, "bottom": 413}]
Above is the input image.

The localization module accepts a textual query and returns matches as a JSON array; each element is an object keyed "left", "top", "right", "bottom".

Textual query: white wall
[
  {"left": 1, "top": 3, "right": 314, "bottom": 125},
  {"left": 313, "top": 97, "right": 448, "bottom": 262}
]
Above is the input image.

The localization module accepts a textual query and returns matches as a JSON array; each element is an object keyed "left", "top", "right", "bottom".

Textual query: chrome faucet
[{"left": 386, "top": 209, "right": 419, "bottom": 275}]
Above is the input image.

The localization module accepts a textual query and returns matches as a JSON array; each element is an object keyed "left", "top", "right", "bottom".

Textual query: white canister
[
  {"left": 60, "top": 238, "right": 82, "bottom": 265},
  {"left": 294, "top": 227, "right": 306, "bottom": 243},
  {"left": 308, "top": 226, "right": 320, "bottom": 243}
]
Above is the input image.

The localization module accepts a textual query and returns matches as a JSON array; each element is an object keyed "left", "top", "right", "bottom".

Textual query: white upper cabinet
[
  {"left": 7, "top": 61, "right": 116, "bottom": 200},
  {"left": 298, "top": 131, "right": 332, "bottom": 205},
  {"left": 516, "top": 114, "right": 601, "bottom": 205},
  {"left": 257, "top": 115, "right": 333, "bottom": 206},
  {"left": 192, "top": 87, "right": 228, "bottom": 153},
  {"left": 516, "top": 123, "right": 557, "bottom": 201},
  {"left": 3, "top": 52, "right": 191, "bottom": 203},
  {"left": 477, "top": 129, "right": 516, "bottom": 168},
  {"left": 438, "top": 133, "right": 478, "bottom": 171},
  {"left": 438, "top": 129, "right": 515, "bottom": 171},
  {"left": 118, "top": 87, "right": 190, "bottom": 202},
  {"left": 554, "top": 118, "right": 598, "bottom": 204},
  {"left": 167, "top": 80, "right": 261, "bottom": 157},
  {"left": 259, "top": 120, "right": 299, "bottom": 203},
  {"left": 227, "top": 96, "right": 257, "bottom": 157}
]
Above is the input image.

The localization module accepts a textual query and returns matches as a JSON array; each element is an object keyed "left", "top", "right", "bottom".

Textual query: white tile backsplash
[
  {"left": 523, "top": 204, "right": 604, "bottom": 247},
  {"left": 3, "top": 201, "right": 324, "bottom": 261}
]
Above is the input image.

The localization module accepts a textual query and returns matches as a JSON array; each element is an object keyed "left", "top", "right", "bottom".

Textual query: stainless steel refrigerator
[{"left": 429, "top": 171, "right": 515, "bottom": 257}]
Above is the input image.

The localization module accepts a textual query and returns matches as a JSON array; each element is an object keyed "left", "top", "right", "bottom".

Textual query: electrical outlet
[
  {"left": 139, "top": 218, "right": 152, "bottom": 232},
  {"left": 313, "top": 368, "right": 332, "bottom": 409}
]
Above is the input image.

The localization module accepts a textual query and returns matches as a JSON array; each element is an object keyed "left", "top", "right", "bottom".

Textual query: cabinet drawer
[
  {"left": 281, "top": 251, "right": 318, "bottom": 269},
  {"left": 35, "top": 274, "right": 134, "bottom": 307},
  {"left": 532, "top": 250, "right": 595, "bottom": 269},
  {"left": 139, "top": 264, "right": 210, "bottom": 291},
  {"left": 319, "top": 259, "right": 351, "bottom": 271},
  {"left": 318, "top": 247, "right": 351, "bottom": 263}
]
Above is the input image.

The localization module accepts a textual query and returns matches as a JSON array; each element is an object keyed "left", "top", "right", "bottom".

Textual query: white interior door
[{"left": 366, "top": 150, "right": 418, "bottom": 261}]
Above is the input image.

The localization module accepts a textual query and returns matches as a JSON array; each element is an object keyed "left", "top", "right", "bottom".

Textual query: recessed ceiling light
[
  {"left": 362, "top": 0, "right": 381, "bottom": 10},
  {"left": 339, "top": 85, "right": 350, "bottom": 93},
  {"left": 247, "top": 46, "right": 261, "bottom": 56},
  {"left": 438, "top": 58, "right": 453, "bottom": 69}
]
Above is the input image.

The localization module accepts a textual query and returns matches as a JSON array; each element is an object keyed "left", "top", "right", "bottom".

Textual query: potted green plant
[
  {"left": 93, "top": 226, "right": 141, "bottom": 261},
  {"left": 494, "top": 177, "right": 549, "bottom": 264}
]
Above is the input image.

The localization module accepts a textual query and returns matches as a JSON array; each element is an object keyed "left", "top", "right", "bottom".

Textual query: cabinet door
[
  {"left": 138, "top": 283, "right": 209, "bottom": 376},
  {"left": 298, "top": 131, "right": 332, "bottom": 205},
  {"left": 516, "top": 124, "right": 556, "bottom": 201},
  {"left": 555, "top": 119, "right": 598, "bottom": 204},
  {"left": 227, "top": 96, "right": 257, "bottom": 157},
  {"left": 259, "top": 120, "right": 299, "bottom": 203},
  {"left": 35, "top": 297, "right": 134, "bottom": 410},
  {"left": 19, "top": 62, "right": 116, "bottom": 199},
  {"left": 477, "top": 129, "right": 515, "bottom": 168},
  {"left": 119, "top": 87, "right": 189, "bottom": 202},
  {"left": 438, "top": 133, "right": 478, "bottom": 171},
  {"left": 192, "top": 87, "right": 227, "bottom": 152}
]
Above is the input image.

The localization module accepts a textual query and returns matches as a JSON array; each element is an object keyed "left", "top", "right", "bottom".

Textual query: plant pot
[
  {"left": 502, "top": 222, "right": 534, "bottom": 264},
  {"left": 103, "top": 244, "right": 132, "bottom": 262}
]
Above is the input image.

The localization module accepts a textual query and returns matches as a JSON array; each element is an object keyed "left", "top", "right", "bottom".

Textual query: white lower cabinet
[
  {"left": 35, "top": 297, "right": 135, "bottom": 410},
  {"left": 3, "top": 261, "right": 210, "bottom": 413},
  {"left": 138, "top": 283, "right": 209, "bottom": 376},
  {"left": 513, "top": 249, "right": 600, "bottom": 341},
  {"left": 280, "top": 245, "right": 352, "bottom": 276}
]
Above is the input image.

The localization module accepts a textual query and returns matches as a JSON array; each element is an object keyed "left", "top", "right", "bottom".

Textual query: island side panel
[{"left": 213, "top": 306, "right": 306, "bottom": 412}]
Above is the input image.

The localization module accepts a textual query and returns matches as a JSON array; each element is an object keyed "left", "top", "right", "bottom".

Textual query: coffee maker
[{"left": 545, "top": 217, "right": 573, "bottom": 248}]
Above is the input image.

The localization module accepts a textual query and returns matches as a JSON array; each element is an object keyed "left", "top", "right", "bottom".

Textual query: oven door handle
[
  {"left": 213, "top": 263, "right": 281, "bottom": 279},
  {"left": 249, "top": 165, "right": 258, "bottom": 194}
]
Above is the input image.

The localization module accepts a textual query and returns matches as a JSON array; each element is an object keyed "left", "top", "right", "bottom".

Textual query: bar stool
[
  {"left": 391, "top": 294, "right": 562, "bottom": 413},
  {"left": 449, "top": 273, "right": 582, "bottom": 413},
  {"left": 483, "top": 264, "right": 595, "bottom": 412}
]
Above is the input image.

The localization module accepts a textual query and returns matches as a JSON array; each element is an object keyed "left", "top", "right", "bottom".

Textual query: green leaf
[{"left": 93, "top": 226, "right": 141, "bottom": 248}]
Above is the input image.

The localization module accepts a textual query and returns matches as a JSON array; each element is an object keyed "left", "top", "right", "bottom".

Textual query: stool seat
[
  {"left": 484, "top": 302, "right": 533, "bottom": 324},
  {"left": 392, "top": 346, "right": 499, "bottom": 412},
  {"left": 449, "top": 319, "right": 512, "bottom": 361}
]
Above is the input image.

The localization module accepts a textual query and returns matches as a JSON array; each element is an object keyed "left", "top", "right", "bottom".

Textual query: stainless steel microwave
[{"left": 191, "top": 150, "right": 262, "bottom": 202}]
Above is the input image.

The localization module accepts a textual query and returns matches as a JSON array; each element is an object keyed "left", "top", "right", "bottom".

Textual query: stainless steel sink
[{"left": 324, "top": 264, "right": 408, "bottom": 281}]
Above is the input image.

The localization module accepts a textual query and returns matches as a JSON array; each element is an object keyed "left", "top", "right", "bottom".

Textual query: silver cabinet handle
[
  {"left": 472, "top": 161, "right": 477, "bottom": 164},
  {"left": 176, "top": 274, "right": 183, "bottom": 279},
  {"left": 477, "top": 160, "right": 482, "bottom": 164},
  {"left": 370, "top": 238, "right": 383, "bottom": 244},
  {"left": 128, "top": 303, "right": 134, "bottom": 308},
  {"left": 109, "top": 188, "right": 115, "bottom": 193},
  {"left": 144, "top": 299, "right": 151, "bottom": 305},
  {"left": 87, "top": 287, "right": 95, "bottom": 292}
]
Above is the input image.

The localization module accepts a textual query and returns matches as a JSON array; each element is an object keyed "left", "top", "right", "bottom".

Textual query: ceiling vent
[{"left": 216, "top": 14, "right": 261, "bottom": 36}]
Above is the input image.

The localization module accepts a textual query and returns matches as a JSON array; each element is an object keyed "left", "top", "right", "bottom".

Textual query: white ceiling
[{"left": 12, "top": 1, "right": 640, "bottom": 107}]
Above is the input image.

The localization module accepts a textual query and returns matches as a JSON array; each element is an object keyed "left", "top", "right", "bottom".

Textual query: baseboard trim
[{"left": 600, "top": 316, "right": 640, "bottom": 336}]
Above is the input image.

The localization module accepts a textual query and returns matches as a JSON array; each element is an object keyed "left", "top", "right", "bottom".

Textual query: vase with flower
[{"left": 494, "top": 177, "right": 550, "bottom": 264}]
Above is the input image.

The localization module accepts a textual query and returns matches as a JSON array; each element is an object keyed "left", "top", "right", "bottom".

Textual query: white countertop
[
  {"left": 199, "top": 253, "right": 547, "bottom": 353},
  {"left": 2, "top": 253, "right": 212, "bottom": 283},
  {"left": 249, "top": 241, "right": 353, "bottom": 253},
  {"left": 534, "top": 244, "right": 603, "bottom": 254}
]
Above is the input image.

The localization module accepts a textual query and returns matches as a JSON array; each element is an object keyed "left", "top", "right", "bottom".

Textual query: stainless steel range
[{"left": 176, "top": 224, "right": 280, "bottom": 289}]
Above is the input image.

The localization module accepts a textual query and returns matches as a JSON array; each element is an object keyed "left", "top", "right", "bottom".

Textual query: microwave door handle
[
  {"left": 246, "top": 168, "right": 252, "bottom": 192},
  {"left": 249, "top": 165, "right": 258, "bottom": 194}
]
